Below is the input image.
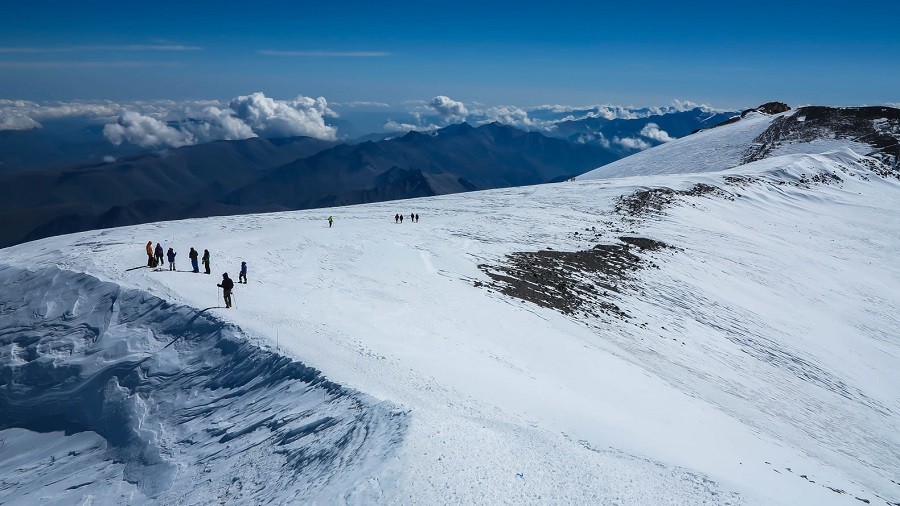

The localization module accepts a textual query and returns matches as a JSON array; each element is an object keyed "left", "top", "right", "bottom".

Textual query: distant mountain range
[
  {"left": 0, "top": 136, "right": 335, "bottom": 247},
  {"left": 544, "top": 107, "right": 737, "bottom": 151},
  {"left": 225, "top": 122, "right": 617, "bottom": 209},
  {"left": 0, "top": 123, "right": 618, "bottom": 247},
  {"left": 0, "top": 107, "right": 744, "bottom": 247}
]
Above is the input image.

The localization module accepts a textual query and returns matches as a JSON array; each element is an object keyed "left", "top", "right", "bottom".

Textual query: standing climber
[
  {"left": 410, "top": 213, "right": 414, "bottom": 222},
  {"left": 399, "top": 214, "right": 404, "bottom": 223},
  {"left": 202, "top": 249, "right": 211, "bottom": 275},
  {"left": 146, "top": 241, "right": 154, "bottom": 267},
  {"left": 239, "top": 261, "right": 247, "bottom": 284},
  {"left": 189, "top": 247, "right": 199, "bottom": 273},
  {"left": 154, "top": 243, "right": 164, "bottom": 270},
  {"left": 328, "top": 216, "right": 334, "bottom": 228},
  {"left": 415, "top": 213, "right": 419, "bottom": 223},
  {"left": 167, "top": 247, "right": 176, "bottom": 271},
  {"left": 394, "top": 214, "right": 399, "bottom": 223},
  {"left": 217, "top": 273, "right": 234, "bottom": 308}
]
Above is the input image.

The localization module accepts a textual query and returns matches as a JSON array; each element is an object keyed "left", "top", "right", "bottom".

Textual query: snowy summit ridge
[{"left": 1, "top": 103, "right": 899, "bottom": 505}]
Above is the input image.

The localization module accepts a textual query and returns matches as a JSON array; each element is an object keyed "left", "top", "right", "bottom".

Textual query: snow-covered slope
[
  {"left": 1, "top": 112, "right": 899, "bottom": 504},
  {"left": 577, "top": 111, "right": 778, "bottom": 179},
  {"left": 579, "top": 105, "right": 900, "bottom": 181}
]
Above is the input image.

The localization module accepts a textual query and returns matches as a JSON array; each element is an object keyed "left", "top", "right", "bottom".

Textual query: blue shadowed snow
[{"left": 0, "top": 266, "right": 408, "bottom": 503}]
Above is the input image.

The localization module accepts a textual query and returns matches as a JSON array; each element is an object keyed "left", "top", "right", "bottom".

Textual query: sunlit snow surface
[{"left": 1, "top": 121, "right": 898, "bottom": 504}]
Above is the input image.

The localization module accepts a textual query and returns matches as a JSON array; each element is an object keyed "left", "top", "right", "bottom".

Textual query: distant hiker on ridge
[
  {"left": 202, "top": 249, "right": 211, "bottom": 275},
  {"left": 395, "top": 214, "right": 399, "bottom": 223},
  {"left": 167, "top": 247, "right": 176, "bottom": 271},
  {"left": 189, "top": 247, "right": 199, "bottom": 273},
  {"left": 399, "top": 214, "right": 403, "bottom": 223},
  {"left": 146, "top": 241, "right": 154, "bottom": 267},
  {"left": 154, "top": 243, "right": 164, "bottom": 270},
  {"left": 239, "top": 261, "right": 247, "bottom": 284},
  {"left": 328, "top": 216, "right": 334, "bottom": 228},
  {"left": 218, "top": 273, "right": 234, "bottom": 308},
  {"left": 415, "top": 213, "right": 419, "bottom": 222},
  {"left": 410, "top": 213, "right": 414, "bottom": 222}
]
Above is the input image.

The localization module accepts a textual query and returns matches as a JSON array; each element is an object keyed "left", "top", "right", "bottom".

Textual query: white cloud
[
  {"left": 532, "top": 104, "right": 584, "bottom": 113},
  {"left": 0, "top": 99, "right": 37, "bottom": 107},
  {"left": 529, "top": 100, "right": 727, "bottom": 124},
  {"left": 1, "top": 93, "right": 340, "bottom": 144},
  {"left": 613, "top": 136, "right": 651, "bottom": 151},
  {"left": 103, "top": 111, "right": 195, "bottom": 148},
  {"left": 31, "top": 102, "right": 121, "bottom": 121},
  {"left": 102, "top": 155, "right": 116, "bottom": 163},
  {"left": 428, "top": 96, "right": 468, "bottom": 123},
  {"left": 228, "top": 92, "right": 337, "bottom": 139},
  {"left": 383, "top": 120, "right": 438, "bottom": 133},
  {"left": 181, "top": 106, "right": 257, "bottom": 141},
  {"left": 0, "top": 113, "right": 41, "bottom": 131},
  {"left": 670, "top": 99, "right": 718, "bottom": 112},
  {"left": 474, "top": 106, "right": 555, "bottom": 132},
  {"left": 639, "top": 123, "right": 674, "bottom": 142}
]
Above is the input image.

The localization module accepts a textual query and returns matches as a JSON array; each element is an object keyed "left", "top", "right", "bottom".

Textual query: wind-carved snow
[{"left": 0, "top": 266, "right": 407, "bottom": 504}]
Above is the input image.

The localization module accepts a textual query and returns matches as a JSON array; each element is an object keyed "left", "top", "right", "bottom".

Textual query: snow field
[{"left": 0, "top": 142, "right": 897, "bottom": 503}]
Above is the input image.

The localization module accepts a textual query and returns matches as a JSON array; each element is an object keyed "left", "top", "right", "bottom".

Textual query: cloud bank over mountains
[
  {"left": 0, "top": 92, "right": 759, "bottom": 151},
  {"left": 0, "top": 93, "right": 338, "bottom": 148},
  {"left": 104, "top": 93, "right": 338, "bottom": 148},
  {"left": 379, "top": 96, "right": 733, "bottom": 143}
]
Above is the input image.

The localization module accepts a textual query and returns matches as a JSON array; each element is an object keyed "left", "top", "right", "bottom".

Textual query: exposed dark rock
[
  {"left": 477, "top": 236, "right": 671, "bottom": 319},
  {"left": 742, "top": 102, "right": 791, "bottom": 117},
  {"left": 613, "top": 183, "right": 729, "bottom": 217},
  {"left": 742, "top": 106, "right": 900, "bottom": 168},
  {"left": 704, "top": 102, "right": 791, "bottom": 131}
]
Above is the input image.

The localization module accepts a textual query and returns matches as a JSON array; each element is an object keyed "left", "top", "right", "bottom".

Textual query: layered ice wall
[{"left": 0, "top": 266, "right": 407, "bottom": 504}]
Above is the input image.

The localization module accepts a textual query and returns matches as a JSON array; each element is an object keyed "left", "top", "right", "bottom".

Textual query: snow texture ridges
[{"left": 0, "top": 266, "right": 407, "bottom": 504}]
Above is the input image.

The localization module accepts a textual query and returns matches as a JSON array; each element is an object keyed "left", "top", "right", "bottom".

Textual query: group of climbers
[
  {"left": 394, "top": 213, "right": 420, "bottom": 223},
  {"left": 142, "top": 241, "right": 248, "bottom": 309}
]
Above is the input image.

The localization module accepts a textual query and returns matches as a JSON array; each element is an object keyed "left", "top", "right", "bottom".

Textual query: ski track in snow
[{"left": 1, "top": 125, "right": 899, "bottom": 503}]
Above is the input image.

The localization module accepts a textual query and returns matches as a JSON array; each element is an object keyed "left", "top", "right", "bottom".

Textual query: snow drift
[{"left": 0, "top": 266, "right": 406, "bottom": 504}]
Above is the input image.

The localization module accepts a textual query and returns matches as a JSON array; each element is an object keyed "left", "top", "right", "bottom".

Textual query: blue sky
[{"left": 1, "top": 0, "right": 898, "bottom": 108}]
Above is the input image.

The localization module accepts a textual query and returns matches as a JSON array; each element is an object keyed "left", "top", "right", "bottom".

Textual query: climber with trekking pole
[{"left": 217, "top": 272, "right": 234, "bottom": 309}]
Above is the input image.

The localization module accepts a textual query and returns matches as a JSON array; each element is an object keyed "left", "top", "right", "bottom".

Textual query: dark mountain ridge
[
  {"left": 1, "top": 123, "right": 617, "bottom": 247},
  {"left": 223, "top": 122, "right": 618, "bottom": 209},
  {"left": 0, "top": 135, "right": 334, "bottom": 247}
]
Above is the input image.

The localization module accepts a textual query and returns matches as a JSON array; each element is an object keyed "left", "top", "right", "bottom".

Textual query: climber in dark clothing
[
  {"left": 202, "top": 249, "right": 211, "bottom": 275},
  {"left": 189, "top": 247, "right": 199, "bottom": 273},
  {"left": 217, "top": 273, "right": 234, "bottom": 308},
  {"left": 167, "top": 248, "right": 176, "bottom": 271},
  {"left": 239, "top": 261, "right": 247, "bottom": 284},
  {"left": 395, "top": 214, "right": 399, "bottom": 223}
]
